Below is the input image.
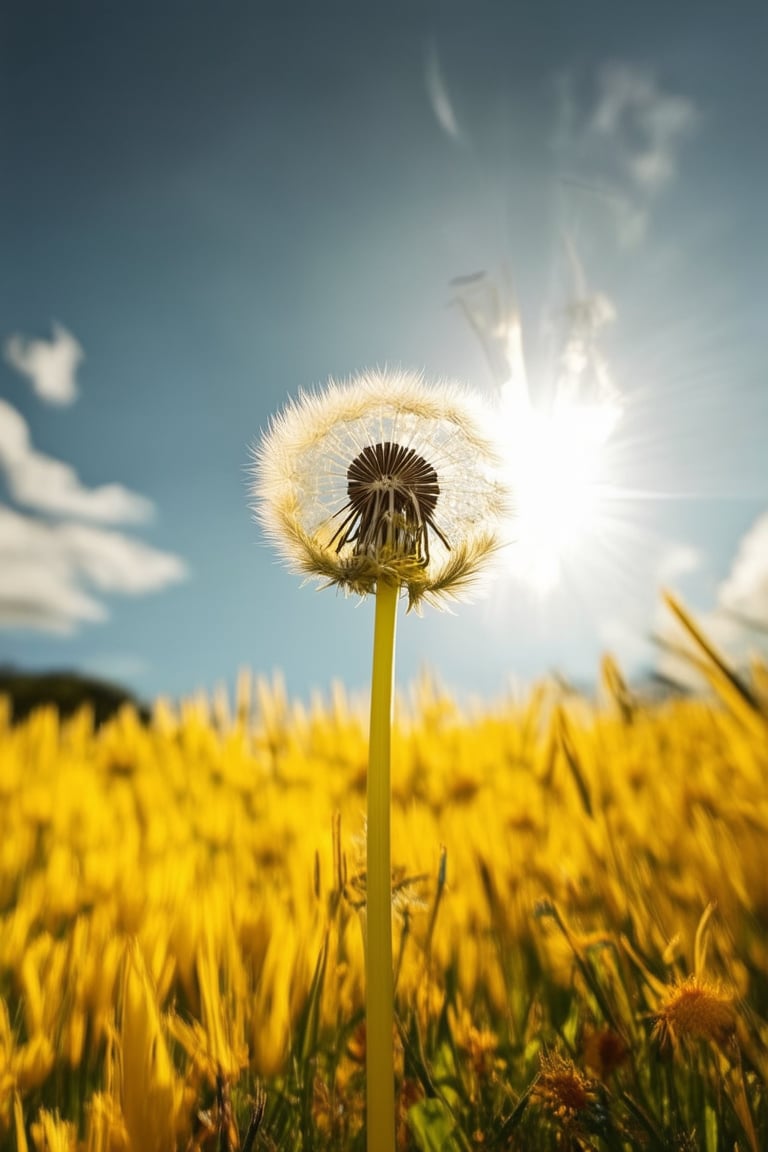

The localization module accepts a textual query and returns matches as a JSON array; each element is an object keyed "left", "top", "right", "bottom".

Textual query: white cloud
[
  {"left": 60, "top": 522, "right": 186, "bottom": 594},
  {"left": 0, "top": 503, "right": 186, "bottom": 633},
  {"left": 718, "top": 512, "right": 768, "bottom": 621},
  {"left": 554, "top": 63, "right": 699, "bottom": 247},
  {"left": 4, "top": 323, "right": 83, "bottom": 405},
  {"left": 653, "top": 514, "right": 768, "bottom": 688},
  {"left": 0, "top": 399, "right": 152, "bottom": 522},
  {"left": 1, "top": 321, "right": 187, "bottom": 638}
]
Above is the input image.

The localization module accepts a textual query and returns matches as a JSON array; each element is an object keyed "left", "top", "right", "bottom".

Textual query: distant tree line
[{"left": 0, "top": 667, "right": 149, "bottom": 727}]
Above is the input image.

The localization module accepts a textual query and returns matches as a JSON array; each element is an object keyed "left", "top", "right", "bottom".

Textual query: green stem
[{"left": 366, "top": 577, "right": 398, "bottom": 1152}]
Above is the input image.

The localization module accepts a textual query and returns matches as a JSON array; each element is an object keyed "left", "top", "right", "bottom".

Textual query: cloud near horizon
[
  {"left": 1, "top": 324, "right": 187, "bottom": 635},
  {"left": 4, "top": 323, "right": 83, "bottom": 406},
  {"left": 654, "top": 513, "right": 768, "bottom": 688},
  {"left": 717, "top": 513, "right": 768, "bottom": 623},
  {"left": 0, "top": 505, "right": 186, "bottom": 633}
]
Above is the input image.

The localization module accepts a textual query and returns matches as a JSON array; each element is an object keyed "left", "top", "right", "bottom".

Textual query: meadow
[{"left": 0, "top": 595, "right": 766, "bottom": 1151}]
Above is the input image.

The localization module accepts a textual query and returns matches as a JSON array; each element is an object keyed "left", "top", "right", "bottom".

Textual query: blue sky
[{"left": 1, "top": 1, "right": 766, "bottom": 706}]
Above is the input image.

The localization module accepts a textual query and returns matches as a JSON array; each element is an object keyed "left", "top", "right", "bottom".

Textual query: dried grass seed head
[
  {"left": 533, "top": 1051, "right": 601, "bottom": 1129},
  {"left": 252, "top": 369, "right": 509, "bottom": 609}
]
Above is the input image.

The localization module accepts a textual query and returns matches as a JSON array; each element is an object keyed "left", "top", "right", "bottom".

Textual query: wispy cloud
[
  {"left": 4, "top": 323, "right": 83, "bottom": 405},
  {"left": 0, "top": 504, "right": 186, "bottom": 633},
  {"left": 0, "top": 399, "right": 152, "bottom": 522},
  {"left": 424, "top": 40, "right": 462, "bottom": 142},
  {"left": 657, "top": 543, "right": 701, "bottom": 585},
  {"left": 591, "top": 64, "right": 698, "bottom": 192},
  {"left": 1, "top": 322, "right": 187, "bottom": 636},
  {"left": 554, "top": 64, "right": 699, "bottom": 246}
]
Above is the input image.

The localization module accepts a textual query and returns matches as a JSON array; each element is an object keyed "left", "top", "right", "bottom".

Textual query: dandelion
[
  {"left": 253, "top": 368, "right": 507, "bottom": 610},
  {"left": 253, "top": 368, "right": 508, "bottom": 1152},
  {"left": 651, "top": 975, "right": 736, "bottom": 1053}
]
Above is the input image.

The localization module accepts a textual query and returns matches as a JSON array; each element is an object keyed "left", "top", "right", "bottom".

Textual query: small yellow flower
[
  {"left": 252, "top": 369, "right": 508, "bottom": 608},
  {"left": 652, "top": 975, "right": 736, "bottom": 1052}
]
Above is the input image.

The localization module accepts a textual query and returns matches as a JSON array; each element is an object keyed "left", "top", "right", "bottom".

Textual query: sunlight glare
[
  {"left": 500, "top": 378, "right": 622, "bottom": 596},
  {"left": 451, "top": 261, "right": 623, "bottom": 596}
]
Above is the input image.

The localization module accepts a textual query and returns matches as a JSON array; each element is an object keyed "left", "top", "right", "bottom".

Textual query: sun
[
  {"left": 501, "top": 383, "right": 621, "bottom": 595},
  {"left": 452, "top": 263, "right": 623, "bottom": 597}
]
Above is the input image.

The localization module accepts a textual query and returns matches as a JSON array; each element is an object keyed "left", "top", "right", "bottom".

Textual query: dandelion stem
[{"left": 366, "top": 576, "right": 398, "bottom": 1152}]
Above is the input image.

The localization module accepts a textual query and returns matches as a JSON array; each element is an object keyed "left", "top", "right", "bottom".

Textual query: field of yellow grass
[{"left": 1, "top": 598, "right": 767, "bottom": 1150}]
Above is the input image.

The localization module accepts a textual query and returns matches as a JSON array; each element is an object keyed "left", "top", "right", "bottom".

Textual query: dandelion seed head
[
  {"left": 252, "top": 368, "right": 509, "bottom": 608},
  {"left": 652, "top": 975, "right": 736, "bottom": 1052}
]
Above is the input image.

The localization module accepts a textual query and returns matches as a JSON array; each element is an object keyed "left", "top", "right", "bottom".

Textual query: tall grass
[{"left": 0, "top": 597, "right": 766, "bottom": 1150}]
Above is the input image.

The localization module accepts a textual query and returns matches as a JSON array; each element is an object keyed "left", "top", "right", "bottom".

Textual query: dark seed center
[
  {"left": 327, "top": 440, "right": 449, "bottom": 567},
  {"left": 346, "top": 442, "right": 439, "bottom": 515}
]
